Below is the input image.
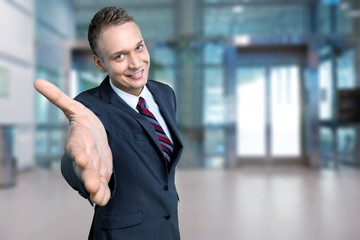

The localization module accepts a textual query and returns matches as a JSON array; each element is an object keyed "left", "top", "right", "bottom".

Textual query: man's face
[{"left": 94, "top": 22, "right": 150, "bottom": 96}]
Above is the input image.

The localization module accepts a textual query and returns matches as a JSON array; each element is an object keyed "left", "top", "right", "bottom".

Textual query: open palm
[{"left": 34, "top": 79, "right": 113, "bottom": 206}]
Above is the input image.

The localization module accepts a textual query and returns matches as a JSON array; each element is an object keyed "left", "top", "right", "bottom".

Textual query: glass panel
[
  {"left": 154, "top": 68, "right": 175, "bottom": 90},
  {"left": 77, "top": 8, "right": 174, "bottom": 40},
  {"left": 337, "top": 127, "right": 356, "bottom": 164},
  {"left": 337, "top": 3, "right": 353, "bottom": 34},
  {"left": 204, "top": 68, "right": 225, "bottom": 125},
  {"left": 152, "top": 47, "right": 175, "bottom": 89},
  {"left": 133, "top": 9, "right": 174, "bottom": 40},
  {"left": 50, "top": 129, "right": 64, "bottom": 156},
  {"left": 317, "top": 3, "right": 332, "bottom": 34},
  {"left": 236, "top": 67, "right": 266, "bottom": 156},
  {"left": 335, "top": 50, "right": 357, "bottom": 166},
  {"left": 319, "top": 126, "right": 335, "bottom": 159},
  {"left": 35, "top": 68, "right": 62, "bottom": 123},
  {"left": 270, "top": 65, "right": 301, "bottom": 156},
  {"left": 204, "top": 127, "right": 225, "bottom": 168},
  {"left": 35, "top": 91, "right": 50, "bottom": 123},
  {"left": 152, "top": 47, "right": 175, "bottom": 66},
  {"left": 319, "top": 60, "right": 333, "bottom": 120},
  {"left": 204, "top": 4, "right": 309, "bottom": 36},
  {"left": 35, "top": 130, "right": 48, "bottom": 155},
  {"left": 337, "top": 50, "right": 356, "bottom": 89},
  {"left": 203, "top": 44, "right": 224, "bottom": 65}
]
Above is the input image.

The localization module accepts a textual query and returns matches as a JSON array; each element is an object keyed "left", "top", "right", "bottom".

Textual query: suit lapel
[{"left": 98, "top": 77, "right": 176, "bottom": 165}]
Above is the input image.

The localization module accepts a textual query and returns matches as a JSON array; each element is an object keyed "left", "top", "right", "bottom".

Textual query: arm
[{"left": 34, "top": 79, "right": 113, "bottom": 206}]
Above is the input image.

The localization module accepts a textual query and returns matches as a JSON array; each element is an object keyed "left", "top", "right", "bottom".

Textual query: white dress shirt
[{"left": 109, "top": 79, "right": 173, "bottom": 144}]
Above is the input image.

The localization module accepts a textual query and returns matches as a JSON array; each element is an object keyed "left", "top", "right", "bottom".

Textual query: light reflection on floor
[{"left": 1, "top": 166, "right": 360, "bottom": 240}]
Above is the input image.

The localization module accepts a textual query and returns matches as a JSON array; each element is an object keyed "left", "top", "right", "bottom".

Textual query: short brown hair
[{"left": 88, "top": 6, "right": 135, "bottom": 57}]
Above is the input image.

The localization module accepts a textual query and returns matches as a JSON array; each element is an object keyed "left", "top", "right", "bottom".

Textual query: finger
[
  {"left": 91, "top": 184, "right": 111, "bottom": 206},
  {"left": 82, "top": 168, "right": 100, "bottom": 194},
  {"left": 33, "top": 78, "right": 81, "bottom": 117},
  {"left": 83, "top": 169, "right": 111, "bottom": 206},
  {"left": 98, "top": 161, "right": 112, "bottom": 183},
  {"left": 71, "top": 149, "right": 89, "bottom": 170}
]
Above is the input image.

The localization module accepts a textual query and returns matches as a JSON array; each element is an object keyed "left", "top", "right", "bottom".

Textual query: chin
[
  {"left": 133, "top": 79, "right": 147, "bottom": 89},
  {"left": 137, "top": 77, "right": 148, "bottom": 86}
]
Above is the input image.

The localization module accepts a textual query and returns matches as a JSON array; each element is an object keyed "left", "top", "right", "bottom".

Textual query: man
[{"left": 34, "top": 6, "right": 183, "bottom": 240}]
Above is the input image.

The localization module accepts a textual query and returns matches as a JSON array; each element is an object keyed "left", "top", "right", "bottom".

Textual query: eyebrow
[{"left": 111, "top": 40, "right": 144, "bottom": 56}]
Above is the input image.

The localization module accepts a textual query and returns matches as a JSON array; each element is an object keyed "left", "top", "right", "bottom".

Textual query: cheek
[
  {"left": 109, "top": 62, "right": 127, "bottom": 75},
  {"left": 142, "top": 50, "right": 150, "bottom": 63}
]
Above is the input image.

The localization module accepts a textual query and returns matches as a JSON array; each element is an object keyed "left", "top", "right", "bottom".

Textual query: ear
[{"left": 93, "top": 55, "right": 107, "bottom": 73}]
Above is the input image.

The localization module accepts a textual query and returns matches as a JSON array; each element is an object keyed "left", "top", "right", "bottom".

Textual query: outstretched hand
[{"left": 34, "top": 79, "right": 113, "bottom": 206}]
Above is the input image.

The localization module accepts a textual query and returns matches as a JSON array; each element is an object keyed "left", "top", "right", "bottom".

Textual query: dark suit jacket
[{"left": 61, "top": 76, "right": 183, "bottom": 240}]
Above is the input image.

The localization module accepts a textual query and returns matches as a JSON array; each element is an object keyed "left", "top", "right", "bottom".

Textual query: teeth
[{"left": 129, "top": 70, "right": 142, "bottom": 77}]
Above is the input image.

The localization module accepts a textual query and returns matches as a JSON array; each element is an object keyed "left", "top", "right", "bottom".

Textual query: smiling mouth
[{"left": 125, "top": 69, "right": 144, "bottom": 79}]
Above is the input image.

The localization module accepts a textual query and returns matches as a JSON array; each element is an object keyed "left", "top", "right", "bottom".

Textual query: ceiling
[
  {"left": 66, "top": 0, "right": 357, "bottom": 84},
  {"left": 69, "top": 0, "right": 357, "bottom": 41}
]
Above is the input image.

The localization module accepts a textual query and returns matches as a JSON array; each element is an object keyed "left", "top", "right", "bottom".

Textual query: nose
[{"left": 128, "top": 52, "right": 141, "bottom": 69}]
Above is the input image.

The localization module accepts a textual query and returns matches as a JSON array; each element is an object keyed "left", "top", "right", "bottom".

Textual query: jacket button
[
  {"left": 164, "top": 215, "right": 171, "bottom": 220},
  {"left": 162, "top": 185, "right": 169, "bottom": 191}
]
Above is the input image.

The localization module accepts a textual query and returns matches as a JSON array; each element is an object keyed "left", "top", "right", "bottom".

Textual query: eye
[
  {"left": 136, "top": 44, "right": 144, "bottom": 51},
  {"left": 115, "top": 53, "right": 125, "bottom": 61}
]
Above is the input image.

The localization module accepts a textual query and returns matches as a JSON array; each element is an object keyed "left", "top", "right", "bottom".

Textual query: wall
[
  {"left": 0, "top": 0, "right": 76, "bottom": 170},
  {"left": 0, "top": 0, "right": 35, "bottom": 169},
  {"left": 35, "top": 0, "right": 75, "bottom": 75}
]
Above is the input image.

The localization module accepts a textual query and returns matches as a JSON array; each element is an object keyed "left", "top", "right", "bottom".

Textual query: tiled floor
[{"left": 1, "top": 166, "right": 360, "bottom": 240}]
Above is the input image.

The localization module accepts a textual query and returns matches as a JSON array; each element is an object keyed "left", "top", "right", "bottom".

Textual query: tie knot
[{"left": 137, "top": 97, "right": 147, "bottom": 111}]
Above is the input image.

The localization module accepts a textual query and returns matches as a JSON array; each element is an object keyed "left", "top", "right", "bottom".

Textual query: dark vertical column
[
  {"left": 306, "top": 2, "right": 321, "bottom": 167},
  {"left": 350, "top": 0, "right": 360, "bottom": 165},
  {"left": 174, "top": 0, "right": 204, "bottom": 168},
  {"left": 224, "top": 46, "right": 238, "bottom": 168},
  {"left": 306, "top": 43, "right": 321, "bottom": 168},
  {"left": 0, "top": 126, "right": 16, "bottom": 187}
]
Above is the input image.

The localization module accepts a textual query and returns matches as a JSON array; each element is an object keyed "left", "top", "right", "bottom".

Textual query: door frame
[{"left": 225, "top": 45, "right": 307, "bottom": 166}]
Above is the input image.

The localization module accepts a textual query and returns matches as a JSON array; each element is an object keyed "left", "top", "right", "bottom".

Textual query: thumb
[{"left": 34, "top": 78, "right": 79, "bottom": 117}]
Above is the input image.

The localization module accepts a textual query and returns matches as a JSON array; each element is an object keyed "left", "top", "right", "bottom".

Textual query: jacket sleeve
[{"left": 61, "top": 153, "right": 94, "bottom": 206}]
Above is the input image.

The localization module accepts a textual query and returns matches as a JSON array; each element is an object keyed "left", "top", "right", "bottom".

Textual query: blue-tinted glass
[
  {"left": 319, "top": 60, "right": 333, "bottom": 120},
  {"left": 337, "top": 127, "right": 356, "bottom": 163},
  {"left": 204, "top": 67, "right": 225, "bottom": 124},
  {"left": 203, "top": 44, "right": 224, "bottom": 65},
  {"left": 319, "top": 127, "right": 334, "bottom": 158},
  {"left": 337, "top": 50, "right": 356, "bottom": 89},
  {"left": 205, "top": 5, "right": 309, "bottom": 36},
  {"left": 35, "top": 130, "right": 48, "bottom": 155},
  {"left": 152, "top": 47, "right": 175, "bottom": 66}
]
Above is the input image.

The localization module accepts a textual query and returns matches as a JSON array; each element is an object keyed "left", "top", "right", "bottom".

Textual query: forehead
[{"left": 98, "top": 22, "right": 143, "bottom": 54}]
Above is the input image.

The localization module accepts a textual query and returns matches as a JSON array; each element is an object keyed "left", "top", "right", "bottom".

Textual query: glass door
[
  {"left": 236, "top": 54, "right": 303, "bottom": 164},
  {"left": 270, "top": 65, "right": 301, "bottom": 156},
  {"left": 236, "top": 67, "right": 266, "bottom": 156}
]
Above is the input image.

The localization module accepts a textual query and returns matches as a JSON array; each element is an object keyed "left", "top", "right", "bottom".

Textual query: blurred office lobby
[{"left": 1, "top": 0, "right": 360, "bottom": 239}]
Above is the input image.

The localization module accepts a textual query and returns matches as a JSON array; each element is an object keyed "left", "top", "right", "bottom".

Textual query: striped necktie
[{"left": 137, "top": 97, "right": 174, "bottom": 162}]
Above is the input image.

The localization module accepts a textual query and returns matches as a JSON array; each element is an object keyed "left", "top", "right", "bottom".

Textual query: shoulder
[
  {"left": 147, "top": 80, "right": 175, "bottom": 97},
  {"left": 73, "top": 86, "right": 103, "bottom": 108},
  {"left": 74, "top": 76, "right": 110, "bottom": 104},
  {"left": 147, "top": 80, "right": 177, "bottom": 111},
  {"left": 74, "top": 86, "right": 98, "bottom": 97}
]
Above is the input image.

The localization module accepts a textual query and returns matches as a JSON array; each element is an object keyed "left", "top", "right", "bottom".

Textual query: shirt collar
[{"left": 109, "top": 78, "right": 151, "bottom": 111}]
